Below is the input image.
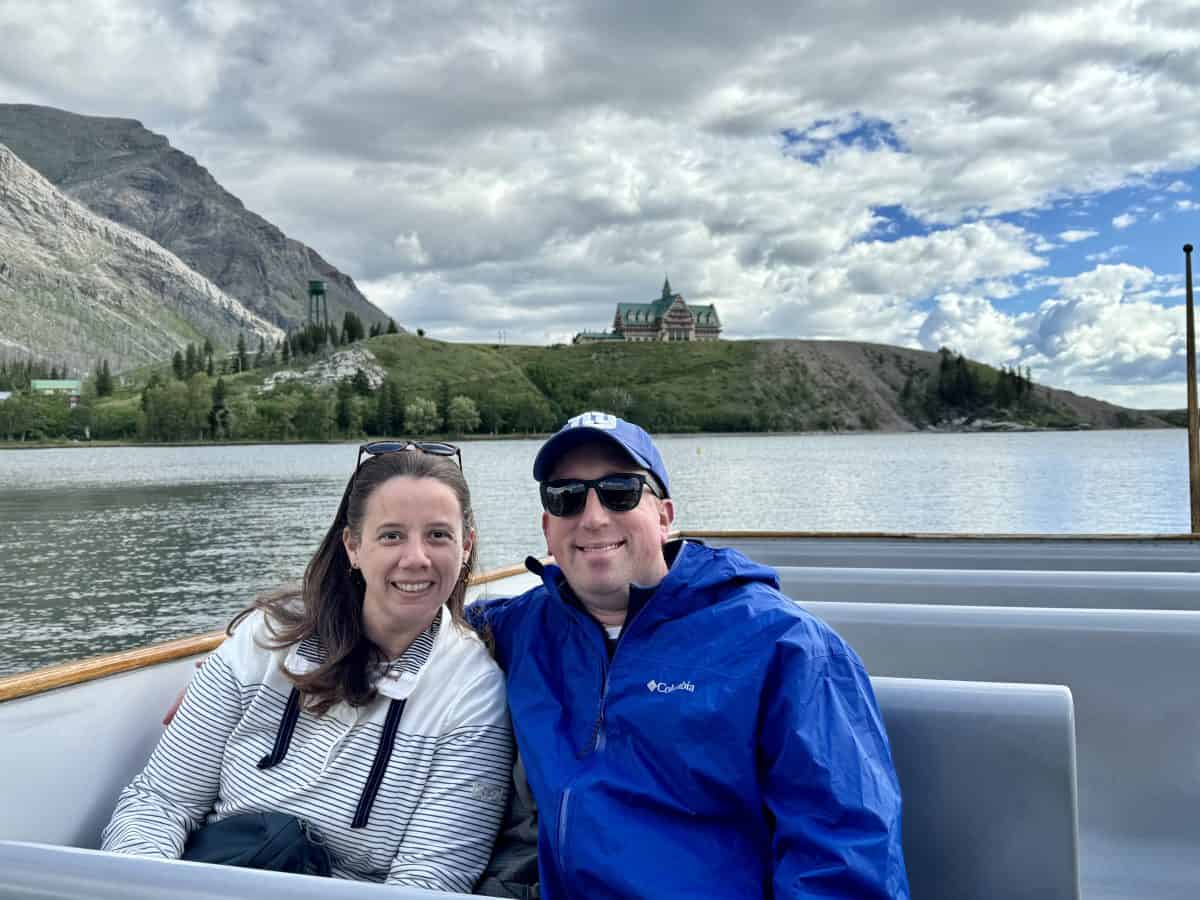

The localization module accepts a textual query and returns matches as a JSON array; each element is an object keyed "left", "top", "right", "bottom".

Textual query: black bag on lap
[{"left": 182, "top": 812, "right": 332, "bottom": 876}]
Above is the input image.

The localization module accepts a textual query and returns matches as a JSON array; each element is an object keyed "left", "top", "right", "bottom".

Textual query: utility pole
[{"left": 1184, "top": 244, "right": 1199, "bottom": 532}]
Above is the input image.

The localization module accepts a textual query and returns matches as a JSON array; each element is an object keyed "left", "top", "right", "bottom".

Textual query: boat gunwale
[
  {"left": 3, "top": 531, "right": 1197, "bottom": 702},
  {"left": 0, "top": 560, "right": 537, "bottom": 703}
]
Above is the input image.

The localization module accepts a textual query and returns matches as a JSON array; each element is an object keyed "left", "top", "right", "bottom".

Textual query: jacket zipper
[
  {"left": 557, "top": 588, "right": 656, "bottom": 882},
  {"left": 556, "top": 786, "right": 572, "bottom": 876},
  {"left": 576, "top": 592, "right": 653, "bottom": 758}
]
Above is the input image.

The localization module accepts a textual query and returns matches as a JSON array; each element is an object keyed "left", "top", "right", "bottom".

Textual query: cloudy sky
[{"left": 4, "top": 0, "right": 1200, "bottom": 408}]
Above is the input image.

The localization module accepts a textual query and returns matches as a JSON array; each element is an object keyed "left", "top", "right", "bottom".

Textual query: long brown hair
[{"left": 232, "top": 448, "right": 478, "bottom": 714}]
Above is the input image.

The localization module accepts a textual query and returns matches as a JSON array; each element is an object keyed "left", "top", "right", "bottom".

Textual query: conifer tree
[
  {"left": 95, "top": 360, "right": 114, "bottom": 398},
  {"left": 335, "top": 379, "right": 355, "bottom": 434},
  {"left": 236, "top": 334, "right": 248, "bottom": 373},
  {"left": 209, "top": 376, "right": 229, "bottom": 438},
  {"left": 351, "top": 368, "right": 372, "bottom": 396},
  {"left": 172, "top": 350, "right": 185, "bottom": 380},
  {"left": 386, "top": 318, "right": 399, "bottom": 335},
  {"left": 374, "top": 379, "right": 394, "bottom": 434},
  {"left": 437, "top": 380, "right": 451, "bottom": 431}
]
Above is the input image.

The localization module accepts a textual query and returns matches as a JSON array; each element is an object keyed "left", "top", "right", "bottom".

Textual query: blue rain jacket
[{"left": 472, "top": 540, "right": 909, "bottom": 899}]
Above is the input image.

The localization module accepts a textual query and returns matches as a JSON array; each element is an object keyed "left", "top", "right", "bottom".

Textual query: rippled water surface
[{"left": 0, "top": 430, "right": 1189, "bottom": 675}]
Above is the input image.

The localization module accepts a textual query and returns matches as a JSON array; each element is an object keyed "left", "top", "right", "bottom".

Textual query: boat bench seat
[
  {"left": 776, "top": 565, "right": 1200, "bottom": 610},
  {"left": 872, "top": 677, "right": 1078, "bottom": 900},
  {"left": 804, "top": 601, "right": 1200, "bottom": 900},
  {"left": 0, "top": 663, "right": 1079, "bottom": 899}
]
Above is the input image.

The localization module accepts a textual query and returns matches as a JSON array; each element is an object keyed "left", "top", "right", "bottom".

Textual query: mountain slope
[
  {"left": 0, "top": 143, "right": 284, "bottom": 371},
  {"left": 0, "top": 104, "right": 389, "bottom": 332}
]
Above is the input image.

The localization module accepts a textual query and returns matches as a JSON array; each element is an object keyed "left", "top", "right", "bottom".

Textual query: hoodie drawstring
[
  {"left": 256, "top": 689, "right": 408, "bottom": 830},
  {"left": 351, "top": 698, "right": 406, "bottom": 829},
  {"left": 257, "top": 687, "right": 301, "bottom": 769}
]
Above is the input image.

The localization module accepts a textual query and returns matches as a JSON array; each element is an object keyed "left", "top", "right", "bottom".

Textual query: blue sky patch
[{"left": 781, "top": 114, "right": 907, "bottom": 164}]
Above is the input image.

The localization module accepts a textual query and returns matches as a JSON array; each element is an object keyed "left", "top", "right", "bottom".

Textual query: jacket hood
[{"left": 528, "top": 539, "right": 781, "bottom": 623}]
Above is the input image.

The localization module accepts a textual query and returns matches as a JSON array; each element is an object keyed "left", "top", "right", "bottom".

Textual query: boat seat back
[
  {"left": 704, "top": 535, "right": 1200, "bottom": 572},
  {"left": 0, "top": 655, "right": 202, "bottom": 848},
  {"left": 804, "top": 601, "right": 1200, "bottom": 900},
  {"left": 873, "top": 677, "right": 1079, "bottom": 900},
  {"left": 777, "top": 565, "right": 1200, "bottom": 610}
]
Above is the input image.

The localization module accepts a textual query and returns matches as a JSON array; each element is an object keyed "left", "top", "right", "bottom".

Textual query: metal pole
[{"left": 1184, "top": 244, "right": 1200, "bottom": 532}]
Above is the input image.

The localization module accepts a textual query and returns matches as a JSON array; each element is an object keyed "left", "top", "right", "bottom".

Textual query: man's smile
[{"left": 577, "top": 540, "right": 625, "bottom": 553}]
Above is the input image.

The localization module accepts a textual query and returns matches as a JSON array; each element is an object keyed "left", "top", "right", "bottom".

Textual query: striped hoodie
[{"left": 102, "top": 607, "right": 512, "bottom": 892}]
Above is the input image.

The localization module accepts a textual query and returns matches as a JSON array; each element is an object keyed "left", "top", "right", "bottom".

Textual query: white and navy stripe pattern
[{"left": 101, "top": 608, "right": 512, "bottom": 892}]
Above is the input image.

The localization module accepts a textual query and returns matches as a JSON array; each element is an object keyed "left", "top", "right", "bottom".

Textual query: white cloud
[
  {"left": 1027, "top": 264, "right": 1184, "bottom": 387},
  {"left": 1058, "top": 229, "right": 1097, "bottom": 243},
  {"left": 918, "top": 292, "right": 1029, "bottom": 363},
  {"left": 1176, "top": 200, "right": 1199, "bottom": 211},
  {"left": 1085, "top": 244, "right": 1127, "bottom": 263},
  {"left": 3, "top": 0, "right": 1200, "bottom": 405}
]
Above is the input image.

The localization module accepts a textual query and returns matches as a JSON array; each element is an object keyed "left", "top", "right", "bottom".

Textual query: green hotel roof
[
  {"left": 30, "top": 379, "right": 83, "bottom": 391},
  {"left": 616, "top": 296, "right": 720, "bottom": 326}
]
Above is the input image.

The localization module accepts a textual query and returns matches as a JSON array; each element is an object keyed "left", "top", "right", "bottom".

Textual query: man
[{"left": 471, "top": 412, "right": 909, "bottom": 899}]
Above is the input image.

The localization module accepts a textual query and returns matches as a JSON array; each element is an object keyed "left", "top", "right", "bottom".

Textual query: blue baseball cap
[{"left": 533, "top": 411, "right": 671, "bottom": 498}]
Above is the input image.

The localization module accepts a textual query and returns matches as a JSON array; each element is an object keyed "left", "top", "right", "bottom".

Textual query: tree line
[
  {"left": 137, "top": 372, "right": 481, "bottom": 443},
  {"left": 0, "top": 366, "right": 483, "bottom": 443},
  {"left": 0, "top": 358, "right": 75, "bottom": 390},
  {"left": 898, "top": 348, "right": 1038, "bottom": 425}
]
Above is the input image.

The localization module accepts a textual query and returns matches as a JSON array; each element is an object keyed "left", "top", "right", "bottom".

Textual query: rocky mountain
[
  {"left": 0, "top": 143, "right": 284, "bottom": 372},
  {"left": 0, "top": 104, "right": 390, "bottom": 334}
]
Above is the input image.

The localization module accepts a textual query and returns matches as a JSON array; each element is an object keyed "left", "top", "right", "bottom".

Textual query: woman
[{"left": 102, "top": 442, "right": 512, "bottom": 892}]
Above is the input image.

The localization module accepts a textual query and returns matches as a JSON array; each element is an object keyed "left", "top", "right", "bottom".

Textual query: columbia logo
[{"left": 646, "top": 679, "right": 695, "bottom": 694}]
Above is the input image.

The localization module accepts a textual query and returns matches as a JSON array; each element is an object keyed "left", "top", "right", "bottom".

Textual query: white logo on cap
[{"left": 567, "top": 411, "right": 618, "bottom": 430}]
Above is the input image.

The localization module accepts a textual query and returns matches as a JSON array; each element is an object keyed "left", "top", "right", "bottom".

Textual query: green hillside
[{"left": 1, "top": 334, "right": 1172, "bottom": 443}]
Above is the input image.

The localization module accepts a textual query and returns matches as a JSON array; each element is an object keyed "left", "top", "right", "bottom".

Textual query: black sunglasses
[
  {"left": 356, "top": 440, "right": 463, "bottom": 472},
  {"left": 540, "top": 472, "right": 661, "bottom": 518}
]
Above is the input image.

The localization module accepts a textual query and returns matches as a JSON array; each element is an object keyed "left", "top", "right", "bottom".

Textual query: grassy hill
[
  {"left": 8, "top": 334, "right": 1170, "bottom": 444},
  {"left": 217, "top": 335, "right": 1177, "bottom": 434}
]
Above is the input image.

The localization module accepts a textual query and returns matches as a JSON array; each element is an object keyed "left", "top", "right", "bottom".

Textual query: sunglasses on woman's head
[
  {"left": 539, "top": 473, "right": 661, "bottom": 518},
  {"left": 356, "top": 440, "right": 463, "bottom": 472}
]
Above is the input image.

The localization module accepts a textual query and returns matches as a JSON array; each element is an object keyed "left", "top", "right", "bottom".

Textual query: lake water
[{"left": 0, "top": 429, "right": 1190, "bottom": 676}]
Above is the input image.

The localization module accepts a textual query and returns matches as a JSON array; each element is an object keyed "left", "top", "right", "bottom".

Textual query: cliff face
[
  {"left": 0, "top": 143, "right": 284, "bottom": 371},
  {"left": 0, "top": 104, "right": 391, "bottom": 333}
]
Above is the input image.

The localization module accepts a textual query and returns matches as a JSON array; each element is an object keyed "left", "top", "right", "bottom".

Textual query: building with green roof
[
  {"left": 573, "top": 279, "right": 722, "bottom": 344},
  {"left": 30, "top": 379, "right": 83, "bottom": 408}
]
